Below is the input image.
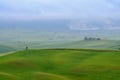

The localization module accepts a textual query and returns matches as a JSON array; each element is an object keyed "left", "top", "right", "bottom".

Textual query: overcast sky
[{"left": 0, "top": 0, "right": 120, "bottom": 20}]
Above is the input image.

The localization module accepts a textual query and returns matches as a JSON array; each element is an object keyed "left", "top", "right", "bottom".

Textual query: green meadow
[{"left": 0, "top": 49, "right": 120, "bottom": 80}]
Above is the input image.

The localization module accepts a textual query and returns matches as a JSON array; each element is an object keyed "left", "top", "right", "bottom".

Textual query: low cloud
[
  {"left": 69, "top": 25, "right": 120, "bottom": 31},
  {"left": 69, "top": 19, "right": 120, "bottom": 31},
  {"left": 107, "top": 26, "right": 120, "bottom": 30},
  {"left": 69, "top": 24, "right": 100, "bottom": 30}
]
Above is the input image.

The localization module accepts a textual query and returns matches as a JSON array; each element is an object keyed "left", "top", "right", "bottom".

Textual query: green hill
[
  {"left": 0, "top": 45, "right": 16, "bottom": 53},
  {"left": 1, "top": 40, "right": 120, "bottom": 52},
  {"left": 55, "top": 40, "right": 120, "bottom": 50},
  {"left": 0, "top": 49, "right": 120, "bottom": 80},
  {"left": 29, "top": 40, "right": 120, "bottom": 50}
]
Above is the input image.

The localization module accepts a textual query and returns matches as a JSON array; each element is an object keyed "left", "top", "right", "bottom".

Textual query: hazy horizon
[{"left": 0, "top": 0, "right": 120, "bottom": 41}]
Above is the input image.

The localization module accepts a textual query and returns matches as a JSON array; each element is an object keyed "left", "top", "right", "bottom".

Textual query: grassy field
[{"left": 0, "top": 49, "right": 120, "bottom": 80}]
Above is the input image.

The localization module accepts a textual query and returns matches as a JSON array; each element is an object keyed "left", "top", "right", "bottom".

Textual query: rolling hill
[
  {"left": 52, "top": 40, "right": 120, "bottom": 50},
  {"left": 0, "top": 40, "right": 120, "bottom": 55},
  {"left": 23, "top": 40, "right": 120, "bottom": 50},
  {"left": 1, "top": 40, "right": 120, "bottom": 54},
  {"left": 0, "top": 49, "right": 120, "bottom": 80},
  {"left": 0, "top": 45, "right": 16, "bottom": 53}
]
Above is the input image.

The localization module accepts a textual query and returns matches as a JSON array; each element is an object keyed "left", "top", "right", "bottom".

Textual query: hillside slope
[
  {"left": 54, "top": 40, "right": 120, "bottom": 50},
  {"left": 29, "top": 40, "right": 120, "bottom": 50},
  {"left": 0, "top": 49, "right": 120, "bottom": 80},
  {"left": 0, "top": 40, "right": 119, "bottom": 55},
  {"left": 0, "top": 45, "right": 16, "bottom": 53}
]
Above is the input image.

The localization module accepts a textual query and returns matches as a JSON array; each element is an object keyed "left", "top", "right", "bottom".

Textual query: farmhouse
[{"left": 84, "top": 37, "right": 101, "bottom": 41}]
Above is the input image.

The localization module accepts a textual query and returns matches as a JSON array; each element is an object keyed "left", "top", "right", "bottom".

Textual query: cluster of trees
[{"left": 84, "top": 37, "right": 101, "bottom": 41}]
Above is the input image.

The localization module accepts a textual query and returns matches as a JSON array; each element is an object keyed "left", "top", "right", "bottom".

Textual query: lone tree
[{"left": 26, "top": 46, "right": 28, "bottom": 50}]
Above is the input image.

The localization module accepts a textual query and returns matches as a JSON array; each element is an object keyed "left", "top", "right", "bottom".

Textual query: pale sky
[{"left": 0, "top": 0, "right": 120, "bottom": 20}]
